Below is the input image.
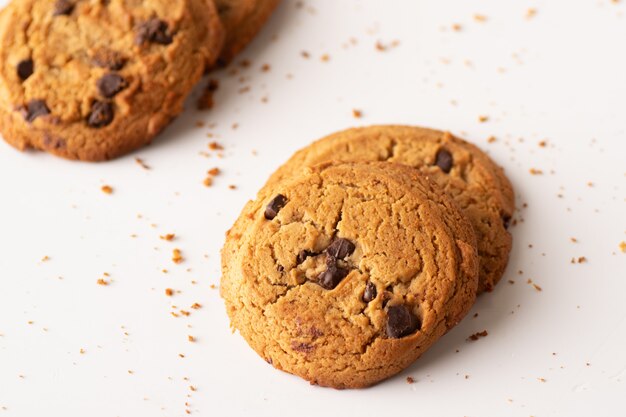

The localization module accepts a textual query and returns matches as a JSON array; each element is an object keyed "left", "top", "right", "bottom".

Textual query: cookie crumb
[
  {"left": 570, "top": 237, "right": 578, "bottom": 243},
  {"left": 406, "top": 376, "right": 415, "bottom": 384},
  {"left": 529, "top": 168, "right": 544, "bottom": 175},
  {"left": 352, "top": 109, "right": 362, "bottom": 118},
  {"left": 190, "top": 303, "right": 202, "bottom": 309},
  {"left": 135, "top": 157, "right": 150, "bottom": 170},
  {"left": 101, "top": 185, "right": 113, "bottom": 194},
  {"left": 467, "top": 330, "right": 488, "bottom": 341},
  {"left": 208, "top": 141, "right": 224, "bottom": 151},
  {"left": 301, "top": 51, "right": 310, "bottom": 59},
  {"left": 538, "top": 140, "right": 548, "bottom": 147},
  {"left": 165, "top": 288, "right": 174, "bottom": 297},
  {"left": 527, "top": 279, "right": 542, "bottom": 291},
  {"left": 619, "top": 241, "right": 626, "bottom": 253},
  {"left": 320, "top": 54, "right": 330, "bottom": 62},
  {"left": 487, "top": 136, "right": 497, "bottom": 143},
  {"left": 473, "top": 14, "right": 487, "bottom": 22},
  {"left": 526, "top": 8, "right": 537, "bottom": 19},
  {"left": 452, "top": 23, "right": 462, "bottom": 31},
  {"left": 538, "top": 377, "right": 547, "bottom": 383},
  {"left": 41, "top": 255, "right": 50, "bottom": 262},
  {"left": 188, "top": 335, "right": 195, "bottom": 342},
  {"left": 228, "top": 185, "right": 237, "bottom": 190},
  {"left": 577, "top": 256, "right": 587, "bottom": 263},
  {"left": 203, "top": 177, "right": 213, "bottom": 187},
  {"left": 478, "top": 115, "right": 489, "bottom": 123},
  {"left": 172, "top": 249, "right": 183, "bottom": 264},
  {"left": 261, "top": 63, "right": 271, "bottom": 72},
  {"left": 96, "top": 278, "right": 109, "bottom": 286},
  {"left": 160, "top": 234, "right": 175, "bottom": 241}
]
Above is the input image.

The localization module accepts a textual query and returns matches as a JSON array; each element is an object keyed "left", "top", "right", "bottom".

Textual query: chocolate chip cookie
[
  {"left": 221, "top": 161, "right": 479, "bottom": 388},
  {"left": 0, "top": 0, "right": 224, "bottom": 161},
  {"left": 215, "top": 0, "right": 281, "bottom": 64},
  {"left": 266, "top": 125, "right": 515, "bottom": 293}
]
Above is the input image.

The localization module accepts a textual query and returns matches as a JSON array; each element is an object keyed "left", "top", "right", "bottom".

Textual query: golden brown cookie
[
  {"left": 266, "top": 125, "right": 515, "bottom": 293},
  {"left": 0, "top": 0, "right": 224, "bottom": 161},
  {"left": 221, "top": 161, "right": 479, "bottom": 388},
  {"left": 215, "top": 0, "right": 281, "bottom": 64}
]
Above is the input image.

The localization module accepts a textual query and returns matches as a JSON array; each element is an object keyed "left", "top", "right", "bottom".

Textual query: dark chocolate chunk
[
  {"left": 317, "top": 255, "right": 348, "bottom": 290},
  {"left": 53, "top": 0, "right": 74, "bottom": 16},
  {"left": 17, "top": 59, "right": 34, "bottom": 81},
  {"left": 97, "top": 74, "right": 127, "bottom": 98},
  {"left": 296, "top": 250, "right": 316, "bottom": 265},
  {"left": 87, "top": 101, "right": 113, "bottom": 128},
  {"left": 502, "top": 214, "right": 511, "bottom": 230},
  {"left": 363, "top": 282, "right": 377, "bottom": 303},
  {"left": 264, "top": 194, "right": 287, "bottom": 220},
  {"left": 435, "top": 148, "right": 453, "bottom": 173},
  {"left": 386, "top": 305, "right": 420, "bottom": 338},
  {"left": 23, "top": 100, "right": 50, "bottom": 123},
  {"left": 326, "top": 238, "right": 355, "bottom": 259},
  {"left": 135, "top": 19, "right": 173, "bottom": 45},
  {"left": 92, "top": 50, "right": 126, "bottom": 70}
]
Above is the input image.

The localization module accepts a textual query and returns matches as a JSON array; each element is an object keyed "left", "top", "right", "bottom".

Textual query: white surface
[{"left": 1, "top": 0, "right": 625, "bottom": 415}]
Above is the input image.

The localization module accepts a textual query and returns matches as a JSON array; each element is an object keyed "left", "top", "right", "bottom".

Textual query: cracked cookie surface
[
  {"left": 266, "top": 125, "right": 515, "bottom": 293},
  {"left": 0, "top": 0, "right": 224, "bottom": 161},
  {"left": 214, "top": 0, "right": 280, "bottom": 64},
  {"left": 221, "top": 161, "right": 479, "bottom": 388}
]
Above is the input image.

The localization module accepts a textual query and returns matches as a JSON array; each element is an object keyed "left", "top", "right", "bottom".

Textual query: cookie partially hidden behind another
[
  {"left": 221, "top": 161, "right": 479, "bottom": 388},
  {"left": 0, "top": 0, "right": 224, "bottom": 161},
  {"left": 215, "top": 0, "right": 281, "bottom": 64},
  {"left": 266, "top": 126, "right": 515, "bottom": 293}
]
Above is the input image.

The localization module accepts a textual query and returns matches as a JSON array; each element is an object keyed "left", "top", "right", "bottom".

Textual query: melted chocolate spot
[
  {"left": 97, "top": 74, "right": 127, "bottom": 98},
  {"left": 53, "top": 0, "right": 74, "bottom": 16},
  {"left": 17, "top": 59, "right": 34, "bottom": 81},
  {"left": 326, "top": 238, "right": 355, "bottom": 259},
  {"left": 92, "top": 50, "right": 127, "bottom": 71},
  {"left": 296, "top": 250, "right": 316, "bottom": 265},
  {"left": 386, "top": 305, "right": 420, "bottom": 338},
  {"left": 23, "top": 100, "right": 50, "bottom": 123},
  {"left": 135, "top": 19, "right": 173, "bottom": 45},
  {"left": 317, "top": 255, "right": 348, "bottom": 290},
  {"left": 87, "top": 101, "right": 113, "bottom": 128},
  {"left": 363, "top": 282, "right": 377, "bottom": 303},
  {"left": 435, "top": 148, "right": 453, "bottom": 173},
  {"left": 264, "top": 194, "right": 287, "bottom": 220}
]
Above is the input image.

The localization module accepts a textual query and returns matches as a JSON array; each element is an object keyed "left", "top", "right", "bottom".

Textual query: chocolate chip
[
  {"left": 22, "top": 100, "right": 50, "bottom": 123},
  {"left": 17, "top": 59, "right": 34, "bottom": 81},
  {"left": 296, "top": 250, "right": 316, "bottom": 265},
  {"left": 502, "top": 214, "right": 511, "bottom": 230},
  {"left": 326, "top": 238, "right": 355, "bottom": 259},
  {"left": 97, "top": 74, "right": 127, "bottom": 98},
  {"left": 386, "top": 305, "right": 420, "bottom": 338},
  {"left": 135, "top": 19, "right": 173, "bottom": 45},
  {"left": 317, "top": 255, "right": 348, "bottom": 290},
  {"left": 435, "top": 148, "right": 453, "bottom": 173},
  {"left": 53, "top": 0, "right": 74, "bottom": 16},
  {"left": 87, "top": 101, "right": 113, "bottom": 128},
  {"left": 92, "top": 50, "right": 127, "bottom": 70},
  {"left": 363, "top": 282, "right": 377, "bottom": 303},
  {"left": 264, "top": 194, "right": 287, "bottom": 220}
]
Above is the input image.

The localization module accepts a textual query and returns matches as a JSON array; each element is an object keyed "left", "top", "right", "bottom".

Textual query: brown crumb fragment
[
  {"left": 570, "top": 237, "right": 578, "bottom": 243},
  {"left": 172, "top": 249, "right": 183, "bottom": 264},
  {"left": 527, "top": 279, "right": 542, "bottom": 291},
  {"left": 97, "top": 278, "right": 109, "bottom": 286},
  {"left": 478, "top": 115, "right": 489, "bottom": 123},
  {"left": 473, "top": 14, "right": 487, "bottom": 22},
  {"left": 208, "top": 167, "right": 220, "bottom": 176},
  {"left": 165, "top": 288, "right": 174, "bottom": 297},
  {"left": 352, "top": 109, "right": 362, "bottom": 118},
  {"left": 538, "top": 377, "right": 547, "bottom": 382},
  {"left": 467, "top": 330, "right": 488, "bottom": 341},
  {"left": 261, "top": 63, "right": 271, "bottom": 72},
  {"left": 190, "top": 303, "right": 202, "bottom": 309},
  {"left": 203, "top": 177, "right": 213, "bottom": 187},
  {"left": 320, "top": 54, "right": 330, "bottom": 62},
  {"left": 538, "top": 140, "right": 547, "bottom": 147},
  {"left": 452, "top": 23, "right": 462, "bottom": 31},
  {"left": 406, "top": 376, "right": 415, "bottom": 384},
  {"left": 619, "top": 241, "right": 626, "bottom": 253},
  {"left": 41, "top": 255, "right": 50, "bottom": 262},
  {"left": 526, "top": 8, "right": 537, "bottom": 19},
  {"left": 228, "top": 185, "right": 237, "bottom": 190},
  {"left": 101, "top": 185, "right": 113, "bottom": 194},
  {"left": 529, "top": 168, "right": 544, "bottom": 175},
  {"left": 487, "top": 136, "right": 497, "bottom": 143},
  {"left": 135, "top": 158, "right": 150, "bottom": 170},
  {"left": 301, "top": 51, "right": 310, "bottom": 59},
  {"left": 188, "top": 335, "right": 195, "bottom": 342},
  {"left": 180, "top": 310, "right": 191, "bottom": 317},
  {"left": 577, "top": 256, "right": 587, "bottom": 263},
  {"left": 160, "top": 234, "right": 175, "bottom": 241},
  {"left": 208, "top": 141, "right": 223, "bottom": 151}
]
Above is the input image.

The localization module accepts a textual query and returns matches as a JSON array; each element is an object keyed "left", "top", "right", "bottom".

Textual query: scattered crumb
[
  {"left": 101, "top": 185, "right": 113, "bottom": 194},
  {"left": 526, "top": 8, "right": 537, "bottom": 19},
  {"left": 160, "top": 234, "right": 175, "bottom": 241},
  {"left": 188, "top": 335, "right": 195, "bottom": 343},
  {"left": 487, "top": 136, "right": 497, "bottom": 143},
  {"left": 473, "top": 14, "right": 487, "bottom": 22},
  {"left": 80, "top": 348, "right": 86, "bottom": 354},
  {"left": 570, "top": 237, "right": 578, "bottom": 243},
  {"left": 538, "top": 140, "right": 547, "bottom": 148},
  {"left": 577, "top": 256, "right": 587, "bottom": 263},
  {"left": 529, "top": 168, "right": 544, "bottom": 175},
  {"left": 190, "top": 303, "right": 202, "bottom": 310},
  {"left": 352, "top": 109, "right": 362, "bottom": 118},
  {"left": 135, "top": 157, "right": 150, "bottom": 170},
  {"left": 228, "top": 185, "right": 237, "bottom": 190},
  {"left": 41, "top": 255, "right": 50, "bottom": 262},
  {"left": 197, "top": 79, "right": 219, "bottom": 110},
  {"left": 538, "top": 377, "right": 547, "bottom": 383},
  {"left": 172, "top": 249, "right": 183, "bottom": 264},
  {"left": 619, "top": 241, "right": 626, "bottom": 253},
  {"left": 203, "top": 177, "right": 213, "bottom": 187},
  {"left": 467, "top": 330, "right": 488, "bottom": 341},
  {"left": 527, "top": 279, "right": 542, "bottom": 291},
  {"left": 320, "top": 54, "right": 330, "bottom": 62},
  {"left": 261, "top": 63, "right": 271, "bottom": 72},
  {"left": 165, "top": 288, "right": 174, "bottom": 297},
  {"left": 478, "top": 115, "right": 489, "bottom": 123},
  {"left": 452, "top": 23, "right": 462, "bottom": 31},
  {"left": 301, "top": 51, "right": 310, "bottom": 59},
  {"left": 208, "top": 141, "right": 224, "bottom": 151},
  {"left": 406, "top": 376, "right": 415, "bottom": 384},
  {"left": 96, "top": 278, "right": 109, "bottom": 286},
  {"left": 208, "top": 167, "right": 220, "bottom": 176}
]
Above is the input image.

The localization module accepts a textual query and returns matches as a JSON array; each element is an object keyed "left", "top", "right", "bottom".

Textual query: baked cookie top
[
  {"left": 0, "top": 0, "right": 223, "bottom": 161},
  {"left": 214, "top": 0, "right": 280, "bottom": 64},
  {"left": 221, "top": 161, "right": 479, "bottom": 388},
  {"left": 266, "top": 125, "right": 515, "bottom": 293}
]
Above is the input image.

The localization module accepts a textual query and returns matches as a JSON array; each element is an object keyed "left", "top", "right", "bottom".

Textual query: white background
[{"left": 1, "top": 0, "right": 625, "bottom": 416}]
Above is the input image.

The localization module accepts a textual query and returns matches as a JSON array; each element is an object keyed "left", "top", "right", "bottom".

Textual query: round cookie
[
  {"left": 266, "top": 125, "right": 515, "bottom": 293},
  {"left": 215, "top": 0, "right": 281, "bottom": 64},
  {"left": 0, "top": 0, "right": 224, "bottom": 161},
  {"left": 221, "top": 161, "right": 479, "bottom": 388}
]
